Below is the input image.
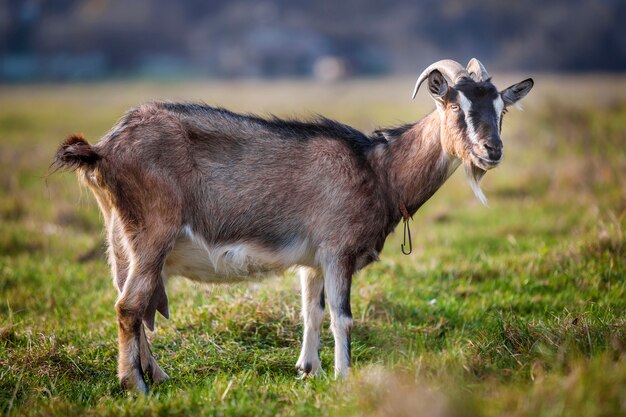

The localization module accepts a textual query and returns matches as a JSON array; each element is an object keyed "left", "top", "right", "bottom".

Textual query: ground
[{"left": 0, "top": 76, "right": 624, "bottom": 416}]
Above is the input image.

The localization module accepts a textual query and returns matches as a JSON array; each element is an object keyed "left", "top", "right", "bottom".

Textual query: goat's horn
[
  {"left": 466, "top": 58, "right": 490, "bottom": 82},
  {"left": 411, "top": 59, "right": 469, "bottom": 99}
]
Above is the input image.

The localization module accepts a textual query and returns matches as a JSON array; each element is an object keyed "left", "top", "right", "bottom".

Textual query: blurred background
[{"left": 1, "top": 0, "right": 625, "bottom": 83}]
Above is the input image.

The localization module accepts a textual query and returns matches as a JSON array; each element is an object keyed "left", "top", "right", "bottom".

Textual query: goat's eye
[{"left": 450, "top": 104, "right": 460, "bottom": 112}]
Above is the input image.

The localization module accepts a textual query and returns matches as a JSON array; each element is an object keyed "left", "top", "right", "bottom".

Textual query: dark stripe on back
[{"left": 156, "top": 102, "right": 386, "bottom": 155}]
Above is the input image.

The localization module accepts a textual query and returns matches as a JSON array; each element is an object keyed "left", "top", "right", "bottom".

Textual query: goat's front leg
[
  {"left": 296, "top": 267, "right": 325, "bottom": 378},
  {"left": 323, "top": 257, "right": 354, "bottom": 379}
]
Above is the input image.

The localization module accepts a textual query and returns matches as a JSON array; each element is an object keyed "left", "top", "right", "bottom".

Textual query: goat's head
[{"left": 412, "top": 58, "right": 534, "bottom": 204}]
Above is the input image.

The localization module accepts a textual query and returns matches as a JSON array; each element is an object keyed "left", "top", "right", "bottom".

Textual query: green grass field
[{"left": 0, "top": 76, "right": 624, "bottom": 417}]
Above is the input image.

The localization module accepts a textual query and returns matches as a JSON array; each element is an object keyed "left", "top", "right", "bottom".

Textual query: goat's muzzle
[{"left": 471, "top": 136, "right": 503, "bottom": 170}]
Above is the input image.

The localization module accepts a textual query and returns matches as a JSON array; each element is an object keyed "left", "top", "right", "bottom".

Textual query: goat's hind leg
[
  {"left": 109, "top": 219, "right": 168, "bottom": 390},
  {"left": 296, "top": 267, "right": 325, "bottom": 378},
  {"left": 139, "top": 272, "right": 169, "bottom": 385},
  {"left": 139, "top": 325, "right": 168, "bottom": 384},
  {"left": 113, "top": 226, "right": 176, "bottom": 393}
]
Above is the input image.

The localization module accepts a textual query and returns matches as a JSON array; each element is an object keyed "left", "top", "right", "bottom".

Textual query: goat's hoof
[
  {"left": 295, "top": 360, "right": 321, "bottom": 379},
  {"left": 120, "top": 373, "right": 149, "bottom": 395}
]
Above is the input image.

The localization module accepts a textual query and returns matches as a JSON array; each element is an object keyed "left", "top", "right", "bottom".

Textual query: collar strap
[
  {"left": 400, "top": 202, "right": 412, "bottom": 255},
  {"left": 400, "top": 202, "right": 411, "bottom": 221}
]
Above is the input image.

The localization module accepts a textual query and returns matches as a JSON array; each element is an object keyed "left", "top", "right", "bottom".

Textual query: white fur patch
[
  {"left": 296, "top": 268, "right": 325, "bottom": 376},
  {"left": 457, "top": 91, "right": 479, "bottom": 145},
  {"left": 493, "top": 96, "right": 504, "bottom": 130},
  {"left": 330, "top": 314, "right": 353, "bottom": 378},
  {"left": 164, "top": 225, "right": 314, "bottom": 282}
]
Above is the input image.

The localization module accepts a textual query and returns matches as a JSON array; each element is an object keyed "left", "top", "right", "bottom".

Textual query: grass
[{"left": 0, "top": 75, "right": 624, "bottom": 416}]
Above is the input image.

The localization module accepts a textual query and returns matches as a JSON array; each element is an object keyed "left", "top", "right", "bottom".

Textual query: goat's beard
[{"left": 464, "top": 162, "right": 488, "bottom": 206}]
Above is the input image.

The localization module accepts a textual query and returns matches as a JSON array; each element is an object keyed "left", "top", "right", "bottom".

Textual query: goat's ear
[
  {"left": 427, "top": 70, "right": 449, "bottom": 103},
  {"left": 501, "top": 78, "right": 534, "bottom": 107}
]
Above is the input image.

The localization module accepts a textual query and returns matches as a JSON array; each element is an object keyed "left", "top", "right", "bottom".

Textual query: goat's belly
[{"left": 163, "top": 229, "right": 313, "bottom": 283}]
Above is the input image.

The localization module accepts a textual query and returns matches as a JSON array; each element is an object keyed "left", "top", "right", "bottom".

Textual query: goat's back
[{"left": 59, "top": 102, "right": 394, "bottom": 274}]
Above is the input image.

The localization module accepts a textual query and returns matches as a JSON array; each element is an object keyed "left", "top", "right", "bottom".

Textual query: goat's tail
[{"left": 53, "top": 133, "right": 100, "bottom": 172}]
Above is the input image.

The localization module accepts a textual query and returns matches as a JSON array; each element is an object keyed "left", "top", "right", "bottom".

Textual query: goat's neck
[{"left": 376, "top": 111, "right": 459, "bottom": 218}]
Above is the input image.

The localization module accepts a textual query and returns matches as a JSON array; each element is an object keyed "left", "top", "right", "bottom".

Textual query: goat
[{"left": 54, "top": 58, "right": 533, "bottom": 393}]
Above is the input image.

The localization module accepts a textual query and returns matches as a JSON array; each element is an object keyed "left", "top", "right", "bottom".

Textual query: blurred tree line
[{"left": 0, "top": 0, "right": 624, "bottom": 82}]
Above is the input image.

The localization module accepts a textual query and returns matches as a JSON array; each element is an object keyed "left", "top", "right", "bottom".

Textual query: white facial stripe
[
  {"left": 457, "top": 91, "right": 479, "bottom": 145},
  {"left": 493, "top": 96, "right": 505, "bottom": 130}
]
